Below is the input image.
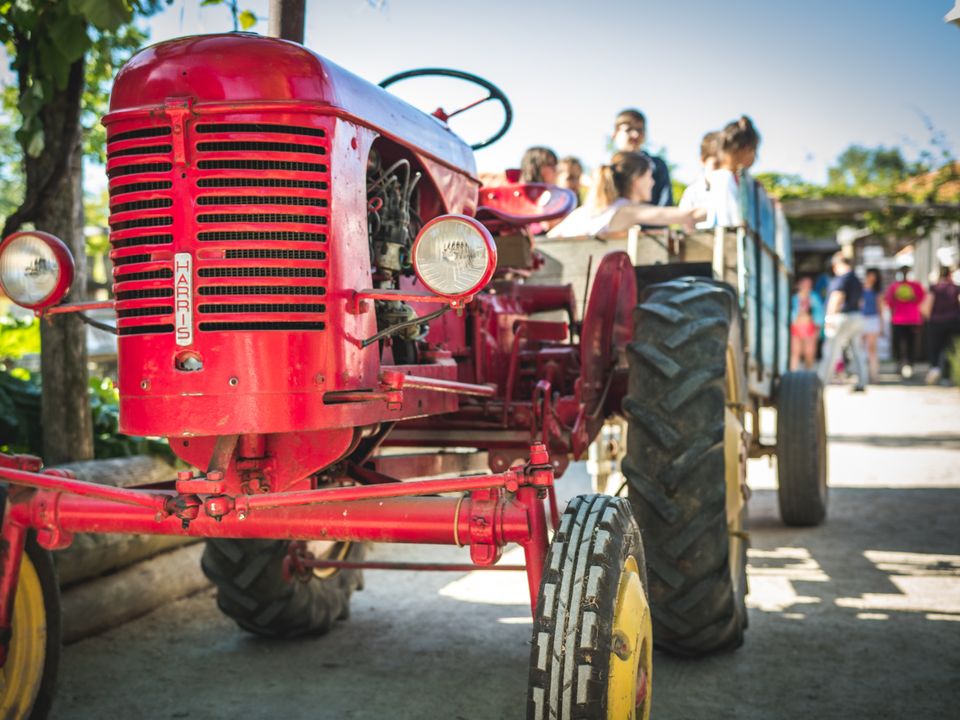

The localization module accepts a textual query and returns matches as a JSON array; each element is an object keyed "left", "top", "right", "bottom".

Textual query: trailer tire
[
  {"left": 201, "top": 539, "right": 364, "bottom": 638},
  {"left": 0, "top": 532, "right": 61, "bottom": 720},
  {"left": 621, "top": 277, "right": 748, "bottom": 656},
  {"left": 776, "top": 370, "right": 828, "bottom": 526},
  {"left": 527, "top": 494, "right": 652, "bottom": 720}
]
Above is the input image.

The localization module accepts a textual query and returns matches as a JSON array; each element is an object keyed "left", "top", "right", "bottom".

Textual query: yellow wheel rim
[
  {"left": 0, "top": 553, "right": 47, "bottom": 718},
  {"left": 607, "top": 555, "right": 653, "bottom": 720},
  {"left": 305, "top": 541, "right": 352, "bottom": 580},
  {"left": 724, "top": 345, "right": 747, "bottom": 589}
]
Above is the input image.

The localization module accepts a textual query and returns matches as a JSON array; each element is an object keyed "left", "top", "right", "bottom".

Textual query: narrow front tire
[{"left": 527, "top": 494, "right": 652, "bottom": 720}]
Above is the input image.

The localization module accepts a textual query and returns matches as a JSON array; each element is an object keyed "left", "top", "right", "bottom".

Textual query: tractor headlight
[
  {"left": 0, "top": 232, "right": 75, "bottom": 310},
  {"left": 412, "top": 215, "right": 496, "bottom": 298}
]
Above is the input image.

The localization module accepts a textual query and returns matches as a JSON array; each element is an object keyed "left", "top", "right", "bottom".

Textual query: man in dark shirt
[
  {"left": 612, "top": 109, "right": 673, "bottom": 206},
  {"left": 818, "top": 252, "right": 868, "bottom": 391}
]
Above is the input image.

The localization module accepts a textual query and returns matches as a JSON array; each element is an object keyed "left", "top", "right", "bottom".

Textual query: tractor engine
[{"left": 365, "top": 147, "right": 424, "bottom": 364}]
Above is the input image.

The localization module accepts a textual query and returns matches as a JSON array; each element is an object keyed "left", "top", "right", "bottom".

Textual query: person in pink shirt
[{"left": 884, "top": 267, "right": 926, "bottom": 378}]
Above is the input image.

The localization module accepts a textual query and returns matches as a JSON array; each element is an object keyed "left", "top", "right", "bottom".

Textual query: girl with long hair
[{"left": 548, "top": 152, "right": 704, "bottom": 238}]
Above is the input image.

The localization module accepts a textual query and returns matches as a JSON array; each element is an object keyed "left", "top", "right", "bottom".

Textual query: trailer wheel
[
  {"left": 621, "top": 278, "right": 748, "bottom": 656},
  {"left": 201, "top": 539, "right": 364, "bottom": 638},
  {"left": 0, "top": 533, "right": 61, "bottom": 720},
  {"left": 776, "top": 370, "right": 828, "bottom": 526},
  {"left": 527, "top": 494, "right": 652, "bottom": 720}
]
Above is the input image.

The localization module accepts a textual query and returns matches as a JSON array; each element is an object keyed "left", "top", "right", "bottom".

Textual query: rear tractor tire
[
  {"left": 201, "top": 539, "right": 364, "bottom": 638},
  {"left": 776, "top": 370, "right": 828, "bottom": 526},
  {"left": 621, "top": 277, "right": 749, "bottom": 656},
  {"left": 0, "top": 532, "right": 61, "bottom": 720},
  {"left": 527, "top": 494, "right": 652, "bottom": 720}
]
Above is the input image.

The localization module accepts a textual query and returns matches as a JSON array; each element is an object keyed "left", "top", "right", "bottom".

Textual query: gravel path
[{"left": 52, "top": 383, "right": 960, "bottom": 719}]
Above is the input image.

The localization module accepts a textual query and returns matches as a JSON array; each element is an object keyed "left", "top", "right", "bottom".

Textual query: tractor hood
[{"left": 108, "top": 33, "right": 477, "bottom": 177}]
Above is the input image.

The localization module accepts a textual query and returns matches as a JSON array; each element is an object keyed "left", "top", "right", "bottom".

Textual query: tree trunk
[
  {"left": 268, "top": 0, "right": 306, "bottom": 42},
  {"left": 27, "top": 59, "right": 93, "bottom": 464}
]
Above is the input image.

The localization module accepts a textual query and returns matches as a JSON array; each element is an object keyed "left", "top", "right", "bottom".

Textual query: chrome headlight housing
[
  {"left": 0, "top": 232, "right": 75, "bottom": 310},
  {"left": 412, "top": 215, "right": 496, "bottom": 298}
]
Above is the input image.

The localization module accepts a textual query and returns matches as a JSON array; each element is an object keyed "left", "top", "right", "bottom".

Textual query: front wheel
[
  {"left": 527, "top": 494, "right": 652, "bottom": 720},
  {"left": 0, "top": 533, "right": 61, "bottom": 720}
]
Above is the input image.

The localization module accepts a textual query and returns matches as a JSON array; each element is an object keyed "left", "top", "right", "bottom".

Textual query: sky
[{"left": 68, "top": 0, "right": 960, "bottom": 186}]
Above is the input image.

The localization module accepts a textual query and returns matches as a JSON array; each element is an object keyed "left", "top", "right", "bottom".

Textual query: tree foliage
[
  {"left": 756, "top": 140, "right": 960, "bottom": 238},
  {"left": 0, "top": 0, "right": 166, "bottom": 237}
]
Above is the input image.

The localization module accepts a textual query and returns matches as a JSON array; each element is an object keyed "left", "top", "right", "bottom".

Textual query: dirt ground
[{"left": 51, "top": 383, "right": 960, "bottom": 719}]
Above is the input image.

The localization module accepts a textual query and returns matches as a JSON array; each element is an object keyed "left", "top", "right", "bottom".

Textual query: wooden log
[{"left": 61, "top": 543, "right": 210, "bottom": 644}]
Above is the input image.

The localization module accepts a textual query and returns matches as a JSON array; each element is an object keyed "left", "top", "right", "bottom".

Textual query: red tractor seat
[{"left": 475, "top": 183, "right": 577, "bottom": 234}]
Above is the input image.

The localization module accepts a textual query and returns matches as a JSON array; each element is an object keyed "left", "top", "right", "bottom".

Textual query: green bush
[{"left": 0, "top": 370, "right": 173, "bottom": 461}]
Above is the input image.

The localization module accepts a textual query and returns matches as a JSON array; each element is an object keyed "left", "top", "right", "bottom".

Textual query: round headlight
[
  {"left": 0, "top": 231, "right": 75, "bottom": 310},
  {"left": 412, "top": 215, "right": 496, "bottom": 298}
]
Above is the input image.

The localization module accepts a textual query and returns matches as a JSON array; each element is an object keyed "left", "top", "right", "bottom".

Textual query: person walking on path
[
  {"left": 885, "top": 267, "right": 926, "bottom": 379},
  {"left": 819, "top": 252, "right": 868, "bottom": 391},
  {"left": 861, "top": 268, "right": 886, "bottom": 381},
  {"left": 790, "top": 276, "right": 825, "bottom": 370},
  {"left": 922, "top": 266, "right": 960, "bottom": 384}
]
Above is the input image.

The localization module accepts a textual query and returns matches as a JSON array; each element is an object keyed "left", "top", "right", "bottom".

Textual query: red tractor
[{"left": 0, "top": 33, "right": 825, "bottom": 719}]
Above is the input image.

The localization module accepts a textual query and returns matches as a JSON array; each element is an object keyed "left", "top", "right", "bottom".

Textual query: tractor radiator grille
[
  {"left": 107, "top": 120, "right": 176, "bottom": 337},
  {"left": 106, "top": 116, "right": 330, "bottom": 337},
  {"left": 194, "top": 120, "right": 329, "bottom": 333}
]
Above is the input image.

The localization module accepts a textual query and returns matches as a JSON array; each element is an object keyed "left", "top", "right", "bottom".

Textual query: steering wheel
[{"left": 379, "top": 68, "right": 513, "bottom": 151}]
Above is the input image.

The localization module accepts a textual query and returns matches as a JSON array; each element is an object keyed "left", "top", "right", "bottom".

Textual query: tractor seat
[{"left": 475, "top": 183, "right": 577, "bottom": 234}]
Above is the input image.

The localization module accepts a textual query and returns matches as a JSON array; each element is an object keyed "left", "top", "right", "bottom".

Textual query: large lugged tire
[
  {"left": 0, "top": 532, "right": 61, "bottom": 720},
  {"left": 776, "top": 370, "right": 828, "bottom": 526},
  {"left": 201, "top": 539, "right": 364, "bottom": 638},
  {"left": 528, "top": 494, "right": 652, "bottom": 720},
  {"left": 621, "top": 277, "right": 748, "bottom": 656}
]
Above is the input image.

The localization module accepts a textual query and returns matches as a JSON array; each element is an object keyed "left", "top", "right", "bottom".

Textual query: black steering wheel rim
[{"left": 378, "top": 67, "right": 513, "bottom": 151}]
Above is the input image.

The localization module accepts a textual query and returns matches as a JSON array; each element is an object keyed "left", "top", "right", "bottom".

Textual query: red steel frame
[{"left": 0, "top": 443, "right": 555, "bottom": 667}]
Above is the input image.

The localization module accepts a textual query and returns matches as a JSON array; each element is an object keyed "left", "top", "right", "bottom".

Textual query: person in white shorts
[{"left": 819, "top": 252, "right": 869, "bottom": 392}]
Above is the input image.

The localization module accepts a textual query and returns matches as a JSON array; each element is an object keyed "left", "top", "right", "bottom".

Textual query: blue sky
[{"left": 132, "top": 0, "right": 960, "bottom": 184}]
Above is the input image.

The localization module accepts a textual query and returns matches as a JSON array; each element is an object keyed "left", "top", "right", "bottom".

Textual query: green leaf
[
  {"left": 17, "top": 86, "right": 43, "bottom": 118},
  {"left": 238, "top": 9, "right": 257, "bottom": 29},
  {"left": 49, "top": 12, "right": 91, "bottom": 63},
  {"left": 76, "top": 0, "right": 132, "bottom": 32},
  {"left": 26, "top": 128, "right": 44, "bottom": 157},
  {"left": 201, "top": 0, "right": 224, "bottom": 5}
]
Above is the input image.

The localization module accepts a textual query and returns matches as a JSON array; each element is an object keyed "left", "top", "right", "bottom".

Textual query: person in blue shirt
[
  {"left": 861, "top": 268, "right": 886, "bottom": 381},
  {"left": 818, "top": 252, "right": 869, "bottom": 391}
]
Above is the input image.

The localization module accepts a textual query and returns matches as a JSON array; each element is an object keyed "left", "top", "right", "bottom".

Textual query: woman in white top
[{"left": 548, "top": 152, "right": 705, "bottom": 239}]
